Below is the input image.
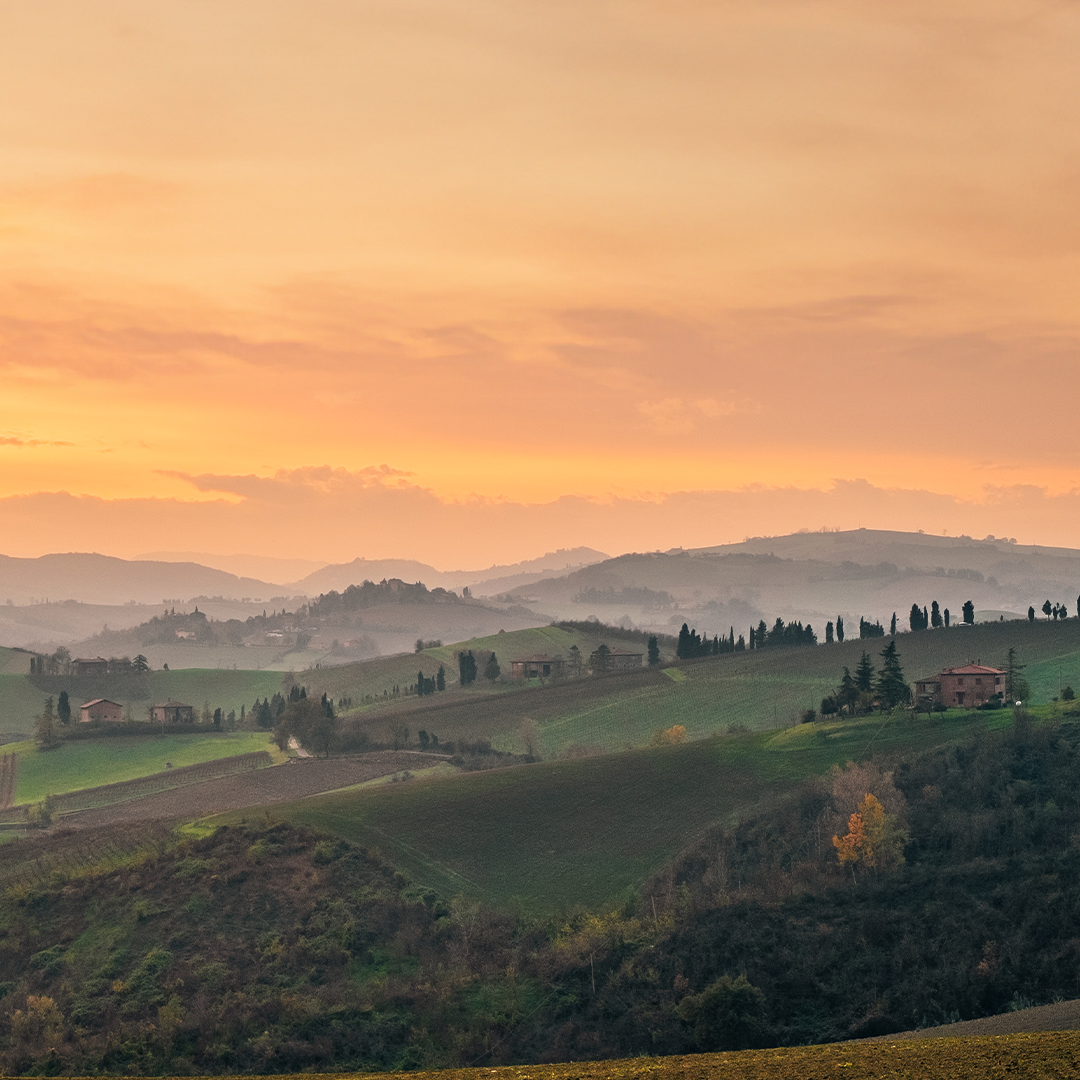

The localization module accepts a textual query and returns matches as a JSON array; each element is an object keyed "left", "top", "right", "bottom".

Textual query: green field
[
  {"left": 4, "top": 618, "right": 1080, "bottom": 808},
  {"left": 2, "top": 666, "right": 286, "bottom": 735},
  {"left": 0, "top": 672, "right": 52, "bottom": 736},
  {"left": 256, "top": 704, "right": 1015, "bottom": 914},
  {"left": 310, "top": 624, "right": 658, "bottom": 702},
  {"left": 0, "top": 646, "right": 34, "bottom": 675},
  {"left": 319, "top": 618, "right": 1080, "bottom": 759},
  {"left": 11, "top": 730, "right": 280, "bottom": 804}
]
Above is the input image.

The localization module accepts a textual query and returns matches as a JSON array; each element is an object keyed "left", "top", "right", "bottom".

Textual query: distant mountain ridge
[
  {"left": 515, "top": 530, "right": 1080, "bottom": 634},
  {"left": 0, "top": 552, "right": 284, "bottom": 607},
  {"left": 0, "top": 547, "right": 611, "bottom": 610},
  {"left": 290, "top": 547, "right": 610, "bottom": 595}
]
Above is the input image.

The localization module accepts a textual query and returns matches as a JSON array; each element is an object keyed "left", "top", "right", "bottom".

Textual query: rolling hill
[{"left": 513, "top": 529, "right": 1080, "bottom": 635}]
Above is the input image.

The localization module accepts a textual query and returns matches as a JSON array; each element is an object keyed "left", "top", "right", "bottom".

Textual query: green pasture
[
  {"left": 0, "top": 673, "right": 51, "bottom": 736},
  {"left": 12, "top": 730, "right": 279, "bottom": 805},
  {"left": 257, "top": 704, "right": 1017, "bottom": 915},
  {"left": 325, "top": 618, "right": 1080, "bottom": 759},
  {"left": 0, "top": 647, "right": 33, "bottom": 675},
  {"left": 2, "top": 667, "right": 285, "bottom": 734},
  {"left": 308, "top": 623, "right": 654, "bottom": 708},
  {"left": 146, "top": 667, "right": 283, "bottom": 714}
]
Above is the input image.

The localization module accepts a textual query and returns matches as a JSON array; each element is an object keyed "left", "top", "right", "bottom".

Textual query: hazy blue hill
[
  {"left": 293, "top": 546, "right": 610, "bottom": 595},
  {"left": 0, "top": 552, "right": 280, "bottom": 607},
  {"left": 521, "top": 530, "right": 1080, "bottom": 633}
]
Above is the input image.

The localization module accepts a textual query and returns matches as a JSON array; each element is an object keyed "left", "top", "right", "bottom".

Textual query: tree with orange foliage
[
  {"left": 832, "top": 793, "right": 907, "bottom": 880},
  {"left": 650, "top": 724, "right": 687, "bottom": 746}
]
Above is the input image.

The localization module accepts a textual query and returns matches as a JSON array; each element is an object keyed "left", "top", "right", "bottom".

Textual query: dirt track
[{"left": 60, "top": 751, "right": 447, "bottom": 829}]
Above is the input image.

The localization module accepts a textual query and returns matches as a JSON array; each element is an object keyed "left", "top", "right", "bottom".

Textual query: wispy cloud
[{"left": 0, "top": 435, "right": 74, "bottom": 448}]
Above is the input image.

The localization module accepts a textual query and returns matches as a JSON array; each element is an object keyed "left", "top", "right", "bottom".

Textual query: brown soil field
[
  {"left": 873, "top": 997, "right": 1080, "bottom": 1041},
  {"left": 59, "top": 750, "right": 449, "bottom": 830},
  {"left": 145, "top": 1031, "right": 1080, "bottom": 1080}
]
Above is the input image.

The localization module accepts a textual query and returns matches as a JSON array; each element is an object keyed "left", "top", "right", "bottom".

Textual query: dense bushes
[{"left": 5, "top": 715, "right": 1080, "bottom": 1072}]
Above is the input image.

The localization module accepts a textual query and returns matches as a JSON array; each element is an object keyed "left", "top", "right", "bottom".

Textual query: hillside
[
  {"left": 514, "top": 530, "right": 1080, "bottom": 635},
  {"left": 7, "top": 615, "right": 1080, "bottom": 749},
  {"left": 5, "top": 713, "right": 1080, "bottom": 1073},
  {"left": 260, "top": 707, "right": 1006, "bottom": 913},
  {"left": 323, "top": 617, "right": 1080, "bottom": 759},
  {"left": 0, "top": 552, "right": 281, "bottom": 607},
  {"left": 294, "top": 546, "right": 608, "bottom": 596}
]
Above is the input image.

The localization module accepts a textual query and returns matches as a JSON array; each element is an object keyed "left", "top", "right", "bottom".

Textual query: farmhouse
[
  {"left": 915, "top": 663, "right": 1005, "bottom": 709},
  {"left": 79, "top": 698, "right": 123, "bottom": 723},
  {"left": 609, "top": 649, "right": 644, "bottom": 671},
  {"left": 510, "top": 655, "right": 565, "bottom": 679},
  {"left": 152, "top": 701, "right": 195, "bottom": 724},
  {"left": 72, "top": 657, "right": 110, "bottom": 677}
]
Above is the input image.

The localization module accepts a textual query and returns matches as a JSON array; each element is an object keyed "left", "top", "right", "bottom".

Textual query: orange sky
[{"left": 2, "top": 1, "right": 1079, "bottom": 567}]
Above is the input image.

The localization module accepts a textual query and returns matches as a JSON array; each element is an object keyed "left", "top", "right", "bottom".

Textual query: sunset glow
[{"left": 3, "top": 1, "right": 1079, "bottom": 565}]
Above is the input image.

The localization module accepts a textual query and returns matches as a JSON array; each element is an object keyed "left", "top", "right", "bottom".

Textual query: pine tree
[
  {"left": 837, "top": 667, "right": 859, "bottom": 713},
  {"left": 930, "top": 600, "right": 942, "bottom": 628},
  {"left": 436, "top": 665, "right": 446, "bottom": 691},
  {"left": 825, "top": 621, "right": 834, "bottom": 644},
  {"left": 875, "top": 639, "right": 910, "bottom": 709},
  {"left": 855, "top": 651, "right": 875, "bottom": 694},
  {"left": 836, "top": 615, "right": 844, "bottom": 643},
  {"left": 484, "top": 652, "right": 500, "bottom": 681},
  {"left": 647, "top": 635, "right": 660, "bottom": 665}
]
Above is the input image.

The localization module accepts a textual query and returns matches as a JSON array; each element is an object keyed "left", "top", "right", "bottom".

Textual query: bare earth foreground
[
  {"left": 101, "top": 1031, "right": 1080, "bottom": 1080},
  {"left": 875, "top": 997, "right": 1080, "bottom": 1042}
]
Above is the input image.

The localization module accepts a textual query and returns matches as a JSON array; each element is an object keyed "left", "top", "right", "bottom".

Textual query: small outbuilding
[
  {"left": 79, "top": 698, "right": 123, "bottom": 723},
  {"left": 152, "top": 701, "right": 195, "bottom": 724}
]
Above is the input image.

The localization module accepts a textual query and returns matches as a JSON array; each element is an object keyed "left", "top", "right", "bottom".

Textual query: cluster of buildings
[
  {"left": 508, "top": 648, "right": 644, "bottom": 679},
  {"left": 77, "top": 699, "right": 195, "bottom": 724}
]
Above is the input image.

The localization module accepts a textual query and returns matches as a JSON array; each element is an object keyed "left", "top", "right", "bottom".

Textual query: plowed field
[{"left": 62, "top": 751, "right": 448, "bottom": 829}]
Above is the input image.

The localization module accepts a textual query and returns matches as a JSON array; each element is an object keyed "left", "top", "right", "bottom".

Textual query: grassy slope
[
  {"left": 0, "top": 645, "right": 33, "bottom": 675},
  {"left": 0, "top": 672, "right": 50, "bottom": 736},
  {"left": 147, "top": 667, "right": 283, "bottom": 713},
  {"left": 325, "top": 618, "right": 1080, "bottom": 758},
  {"left": 263, "top": 706, "right": 1011, "bottom": 914},
  {"left": 312, "top": 625, "right": 658, "bottom": 699},
  {"left": 12, "top": 731, "right": 279, "bottom": 804},
  {"left": 1, "top": 667, "right": 285, "bottom": 735},
  {"left": 4, "top": 618, "right": 1078, "bottom": 811}
]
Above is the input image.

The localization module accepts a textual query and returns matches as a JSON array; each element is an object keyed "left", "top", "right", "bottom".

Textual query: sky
[{"left": 2, "top": 0, "right": 1079, "bottom": 570}]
